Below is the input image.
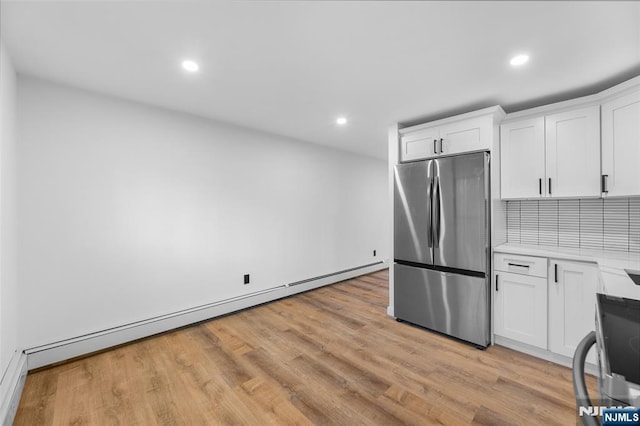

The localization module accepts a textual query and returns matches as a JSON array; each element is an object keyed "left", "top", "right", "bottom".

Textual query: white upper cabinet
[
  {"left": 500, "top": 105, "right": 600, "bottom": 199},
  {"left": 500, "top": 77, "right": 640, "bottom": 200},
  {"left": 399, "top": 125, "right": 440, "bottom": 162},
  {"left": 399, "top": 107, "right": 503, "bottom": 162},
  {"left": 601, "top": 88, "right": 640, "bottom": 197},
  {"left": 545, "top": 106, "right": 601, "bottom": 198},
  {"left": 500, "top": 117, "right": 545, "bottom": 199},
  {"left": 438, "top": 116, "right": 489, "bottom": 156}
]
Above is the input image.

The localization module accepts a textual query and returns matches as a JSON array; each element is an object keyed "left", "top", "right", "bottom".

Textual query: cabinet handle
[
  {"left": 433, "top": 139, "right": 437, "bottom": 154},
  {"left": 439, "top": 138, "right": 444, "bottom": 154},
  {"left": 549, "top": 178, "right": 552, "bottom": 195},
  {"left": 539, "top": 178, "right": 542, "bottom": 195},
  {"left": 602, "top": 174, "right": 609, "bottom": 193},
  {"left": 495, "top": 274, "right": 499, "bottom": 291},
  {"left": 554, "top": 264, "right": 558, "bottom": 283},
  {"left": 508, "top": 262, "right": 529, "bottom": 268}
]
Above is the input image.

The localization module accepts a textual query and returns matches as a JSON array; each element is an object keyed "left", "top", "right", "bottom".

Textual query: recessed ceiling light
[
  {"left": 510, "top": 54, "right": 529, "bottom": 67},
  {"left": 336, "top": 117, "right": 348, "bottom": 125},
  {"left": 182, "top": 60, "right": 199, "bottom": 72}
]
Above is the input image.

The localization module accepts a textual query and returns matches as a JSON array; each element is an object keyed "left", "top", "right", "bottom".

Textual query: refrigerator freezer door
[
  {"left": 394, "top": 263, "right": 490, "bottom": 347},
  {"left": 432, "top": 152, "right": 488, "bottom": 273},
  {"left": 394, "top": 161, "right": 434, "bottom": 265}
]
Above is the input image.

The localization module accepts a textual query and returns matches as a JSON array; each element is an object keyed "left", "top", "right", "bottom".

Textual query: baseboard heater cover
[
  {"left": 287, "top": 262, "right": 383, "bottom": 286},
  {"left": 25, "top": 261, "right": 386, "bottom": 369}
]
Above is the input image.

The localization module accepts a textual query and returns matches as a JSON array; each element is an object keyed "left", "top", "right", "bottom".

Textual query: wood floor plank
[
  {"left": 237, "top": 377, "right": 313, "bottom": 426},
  {"left": 13, "top": 369, "right": 58, "bottom": 425},
  {"left": 243, "top": 347, "right": 361, "bottom": 424},
  {"left": 14, "top": 269, "right": 596, "bottom": 425}
]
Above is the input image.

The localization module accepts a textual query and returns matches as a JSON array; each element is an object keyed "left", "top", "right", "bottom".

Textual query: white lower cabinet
[
  {"left": 548, "top": 259, "right": 598, "bottom": 363},
  {"left": 494, "top": 253, "right": 548, "bottom": 348},
  {"left": 494, "top": 252, "right": 599, "bottom": 366},
  {"left": 494, "top": 271, "right": 548, "bottom": 348}
]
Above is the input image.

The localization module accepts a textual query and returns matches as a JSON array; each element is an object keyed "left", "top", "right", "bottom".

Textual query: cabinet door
[
  {"left": 494, "top": 271, "right": 547, "bottom": 348},
  {"left": 400, "top": 126, "right": 440, "bottom": 162},
  {"left": 500, "top": 117, "right": 545, "bottom": 199},
  {"left": 545, "top": 106, "right": 601, "bottom": 198},
  {"left": 439, "top": 116, "right": 490, "bottom": 156},
  {"left": 548, "top": 260, "right": 598, "bottom": 363},
  {"left": 601, "top": 89, "right": 640, "bottom": 197}
]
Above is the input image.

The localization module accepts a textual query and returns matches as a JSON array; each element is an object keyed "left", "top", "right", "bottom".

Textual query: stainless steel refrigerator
[{"left": 394, "top": 151, "right": 490, "bottom": 347}]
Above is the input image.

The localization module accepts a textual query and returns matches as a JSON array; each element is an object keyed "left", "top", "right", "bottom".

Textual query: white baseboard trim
[
  {"left": 0, "top": 350, "right": 28, "bottom": 426},
  {"left": 26, "top": 262, "right": 388, "bottom": 370},
  {"left": 386, "top": 306, "right": 394, "bottom": 317},
  {"left": 494, "top": 335, "right": 599, "bottom": 376}
]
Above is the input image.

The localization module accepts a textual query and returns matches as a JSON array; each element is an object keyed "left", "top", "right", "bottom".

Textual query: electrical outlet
[
  {"left": 373, "top": 249, "right": 377, "bottom": 257},
  {"left": 244, "top": 274, "right": 250, "bottom": 284}
]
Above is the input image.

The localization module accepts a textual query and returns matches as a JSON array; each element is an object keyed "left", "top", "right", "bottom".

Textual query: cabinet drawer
[{"left": 494, "top": 253, "right": 547, "bottom": 278}]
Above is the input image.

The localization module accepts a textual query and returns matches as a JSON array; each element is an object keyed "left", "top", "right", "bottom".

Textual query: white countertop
[{"left": 494, "top": 243, "right": 640, "bottom": 300}]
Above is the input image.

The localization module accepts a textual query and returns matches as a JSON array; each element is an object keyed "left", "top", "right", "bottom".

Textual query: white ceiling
[{"left": 2, "top": 1, "right": 639, "bottom": 160}]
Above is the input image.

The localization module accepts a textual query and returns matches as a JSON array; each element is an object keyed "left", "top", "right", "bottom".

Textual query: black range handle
[
  {"left": 554, "top": 263, "right": 558, "bottom": 283},
  {"left": 602, "top": 174, "right": 609, "bottom": 193}
]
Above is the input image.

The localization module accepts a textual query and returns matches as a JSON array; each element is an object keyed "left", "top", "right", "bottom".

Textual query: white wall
[
  {"left": 17, "top": 76, "right": 388, "bottom": 350},
  {"left": 0, "top": 38, "right": 22, "bottom": 419},
  {"left": 0, "top": 38, "right": 19, "bottom": 383}
]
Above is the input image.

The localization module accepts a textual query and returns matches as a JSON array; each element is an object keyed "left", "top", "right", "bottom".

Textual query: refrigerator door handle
[
  {"left": 426, "top": 175, "right": 433, "bottom": 248},
  {"left": 433, "top": 175, "right": 441, "bottom": 248}
]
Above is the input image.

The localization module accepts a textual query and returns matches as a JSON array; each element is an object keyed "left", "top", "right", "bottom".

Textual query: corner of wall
[
  {"left": 0, "top": 37, "right": 23, "bottom": 426},
  {"left": 0, "top": 351, "right": 27, "bottom": 426},
  {"left": 387, "top": 124, "right": 399, "bottom": 317}
]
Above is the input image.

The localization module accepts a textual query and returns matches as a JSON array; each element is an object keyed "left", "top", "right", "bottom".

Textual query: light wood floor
[{"left": 15, "top": 269, "right": 596, "bottom": 425}]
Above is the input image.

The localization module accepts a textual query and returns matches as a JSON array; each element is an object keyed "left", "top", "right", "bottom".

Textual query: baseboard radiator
[{"left": 25, "top": 261, "right": 386, "bottom": 370}]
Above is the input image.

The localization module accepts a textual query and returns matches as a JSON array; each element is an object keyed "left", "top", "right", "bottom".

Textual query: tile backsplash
[{"left": 506, "top": 198, "right": 640, "bottom": 254}]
